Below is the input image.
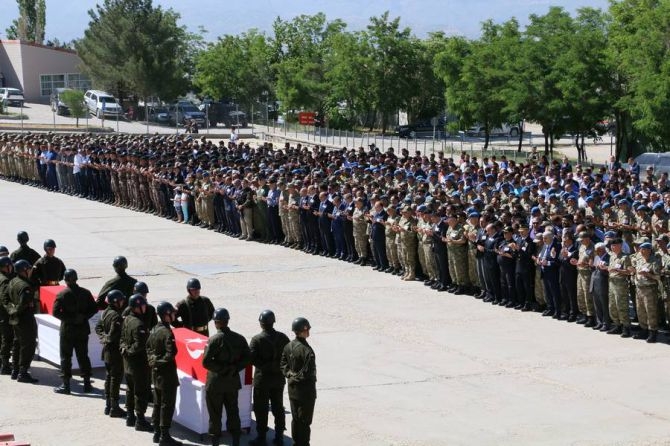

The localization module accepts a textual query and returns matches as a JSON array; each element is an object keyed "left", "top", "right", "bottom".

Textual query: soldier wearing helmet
[
  {"left": 121, "top": 281, "right": 158, "bottom": 331},
  {"left": 120, "top": 294, "right": 153, "bottom": 432},
  {"left": 32, "top": 238, "right": 66, "bottom": 287},
  {"left": 281, "top": 317, "right": 317, "bottom": 446},
  {"left": 7, "top": 260, "right": 38, "bottom": 382},
  {"left": 173, "top": 278, "right": 214, "bottom": 336},
  {"left": 203, "top": 308, "right": 251, "bottom": 446},
  {"left": 249, "top": 310, "right": 290, "bottom": 446},
  {"left": 9, "top": 231, "right": 40, "bottom": 266},
  {"left": 95, "top": 289, "right": 127, "bottom": 418},
  {"left": 52, "top": 269, "right": 98, "bottom": 395},
  {"left": 146, "top": 302, "right": 181, "bottom": 445},
  {"left": 0, "top": 255, "right": 15, "bottom": 374},
  {"left": 97, "top": 256, "right": 137, "bottom": 310}
]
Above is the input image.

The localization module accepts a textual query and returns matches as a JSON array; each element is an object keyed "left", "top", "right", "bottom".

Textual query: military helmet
[
  {"left": 0, "top": 256, "right": 12, "bottom": 268},
  {"left": 156, "top": 301, "right": 175, "bottom": 317},
  {"left": 0, "top": 246, "right": 8, "bottom": 256},
  {"left": 113, "top": 256, "right": 128, "bottom": 269},
  {"left": 106, "top": 289, "right": 126, "bottom": 305},
  {"left": 17, "top": 231, "right": 29, "bottom": 244},
  {"left": 13, "top": 259, "right": 32, "bottom": 273},
  {"left": 259, "top": 310, "right": 276, "bottom": 325},
  {"left": 213, "top": 308, "right": 230, "bottom": 321},
  {"left": 186, "top": 278, "right": 201, "bottom": 290},
  {"left": 133, "top": 281, "right": 149, "bottom": 294},
  {"left": 43, "top": 239, "right": 57, "bottom": 250},
  {"left": 128, "top": 294, "right": 147, "bottom": 309},
  {"left": 291, "top": 317, "right": 311, "bottom": 333},
  {"left": 63, "top": 269, "right": 78, "bottom": 282}
]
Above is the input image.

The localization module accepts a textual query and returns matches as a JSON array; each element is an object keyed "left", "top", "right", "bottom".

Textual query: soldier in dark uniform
[
  {"left": 97, "top": 256, "right": 137, "bottom": 309},
  {"left": 249, "top": 310, "right": 290, "bottom": 446},
  {"left": 32, "top": 239, "right": 66, "bottom": 287},
  {"left": 7, "top": 260, "right": 38, "bottom": 383},
  {"left": 0, "top": 256, "right": 15, "bottom": 374},
  {"left": 95, "top": 289, "right": 127, "bottom": 417},
  {"left": 120, "top": 294, "right": 153, "bottom": 432},
  {"left": 147, "top": 302, "right": 182, "bottom": 446},
  {"left": 9, "top": 231, "right": 40, "bottom": 265},
  {"left": 281, "top": 317, "right": 317, "bottom": 446},
  {"left": 513, "top": 223, "right": 536, "bottom": 311},
  {"left": 52, "top": 269, "right": 98, "bottom": 395},
  {"left": 203, "top": 308, "right": 251, "bottom": 446},
  {"left": 496, "top": 226, "right": 518, "bottom": 307},
  {"left": 482, "top": 223, "right": 502, "bottom": 304},
  {"left": 173, "top": 278, "right": 214, "bottom": 336},
  {"left": 122, "top": 281, "right": 158, "bottom": 331}
]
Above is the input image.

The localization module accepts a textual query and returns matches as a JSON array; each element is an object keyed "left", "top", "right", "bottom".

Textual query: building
[{"left": 0, "top": 39, "right": 91, "bottom": 104}]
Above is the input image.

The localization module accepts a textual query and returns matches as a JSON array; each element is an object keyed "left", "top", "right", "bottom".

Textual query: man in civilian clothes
[
  {"left": 538, "top": 231, "right": 562, "bottom": 319},
  {"left": 315, "top": 191, "right": 334, "bottom": 257},
  {"left": 558, "top": 231, "right": 579, "bottom": 322},
  {"left": 513, "top": 223, "right": 536, "bottom": 311},
  {"left": 368, "top": 200, "right": 389, "bottom": 271}
]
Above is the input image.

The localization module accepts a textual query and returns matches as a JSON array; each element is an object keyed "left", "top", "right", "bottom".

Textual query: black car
[{"left": 397, "top": 116, "right": 449, "bottom": 138}]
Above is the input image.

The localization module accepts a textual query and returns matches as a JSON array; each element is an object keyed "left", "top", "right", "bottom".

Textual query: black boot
[
  {"left": 584, "top": 316, "right": 596, "bottom": 328},
  {"left": 211, "top": 435, "right": 220, "bottom": 446},
  {"left": 83, "top": 376, "right": 93, "bottom": 393},
  {"left": 54, "top": 378, "right": 71, "bottom": 395},
  {"left": 633, "top": 328, "right": 649, "bottom": 340},
  {"left": 272, "top": 434, "right": 284, "bottom": 445},
  {"left": 647, "top": 330, "right": 658, "bottom": 343},
  {"left": 159, "top": 427, "right": 182, "bottom": 445},
  {"left": 135, "top": 414, "right": 154, "bottom": 432},
  {"left": 0, "top": 362, "right": 11, "bottom": 375},
  {"left": 621, "top": 326, "right": 632, "bottom": 338},
  {"left": 249, "top": 435, "right": 267, "bottom": 446},
  {"left": 153, "top": 430, "right": 161, "bottom": 444},
  {"left": 104, "top": 398, "right": 111, "bottom": 415},
  {"left": 126, "top": 413, "right": 137, "bottom": 427},
  {"left": 232, "top": 433, "right": 241, "bottom": 446},
  {"left": 17, "top": 371, "right": 38, "bottom": 383},
  {"left": 109, "top": 400, "right": 127, "bottom": 418}
]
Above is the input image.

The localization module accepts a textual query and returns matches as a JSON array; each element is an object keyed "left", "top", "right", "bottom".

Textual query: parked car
[
  {"left": 50, "top": 88, "right": 73, "bottom": 116},
  {"left": 0, "top": 87, "right": 25, "bottom": 107},
  {"left": 198, "top": 101, "right": 248, "bottom": 127},
  {"left": 168, "top": 101, "right": 206, "bottom": 127},
  {"left": 147, "top": 106, "right": 170, "bottom": 124},
  {"left": 397, "top": 116, "right": 449, "bottom": 138},
  {"left": 466, "top": 123, "right": 520, "bottom": 137},
  {"left": 634, "top": 153, "right": 670, "bottom": 176},
  {"left": 84, "top": 89, "right": 123, "bottom": 119},
  {"left": 227, "top": 110, "right": 248, "bottom": 128}
]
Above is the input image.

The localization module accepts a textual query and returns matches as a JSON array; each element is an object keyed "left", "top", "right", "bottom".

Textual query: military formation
[
  {"left": 0, "top": 236, "right": 316, "bottom": 446},
  {"left": 2, "top": 133, "right": 670, "bottom": 343}
]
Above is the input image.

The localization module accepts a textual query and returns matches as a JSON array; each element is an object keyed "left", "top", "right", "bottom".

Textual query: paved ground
[{"left": 1, "top": 181, "right": 669, "bottom": 446}]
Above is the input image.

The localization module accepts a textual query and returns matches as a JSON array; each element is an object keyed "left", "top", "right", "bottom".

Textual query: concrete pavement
[{"left": 0, "top": 175, "right": 666, "bottom": 445}]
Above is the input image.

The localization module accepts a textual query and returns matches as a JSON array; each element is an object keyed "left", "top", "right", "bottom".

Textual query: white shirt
[{"left": 73, "top": 152, "right": 85, "bottom": 174}]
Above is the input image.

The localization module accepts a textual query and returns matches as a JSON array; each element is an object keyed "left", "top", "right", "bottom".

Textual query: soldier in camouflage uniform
[
  {"left": 465, "top": 212, "right": 481, "bottom": 294},
  {"left": 575, "top": 232, "right": 596, "bottom": 326},
  {"left": 352, "top": 198, "right": 369, "bottom": 265},
  {"left": 444, "top": 213, "right": 469, "bottom": 294},
  {"left": 398, "top": 206, "right": 417, "bottom": 281},
  {"left": 384, "top": 206, "right": 401, "bottom": 274},
  {"left": 606, "top": 238, "right": 633, "bottom": 338},
  {"left": 632, "top": 242, "right": 661, "bottom": 343}
]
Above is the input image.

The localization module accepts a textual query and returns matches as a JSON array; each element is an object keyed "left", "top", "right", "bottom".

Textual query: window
[{"left": 40, "top": 73, "right": 91, "bottom": 96}]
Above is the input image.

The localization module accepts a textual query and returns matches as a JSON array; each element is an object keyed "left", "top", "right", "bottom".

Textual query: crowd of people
[
  {"left": 1, "top": 131, "right": 669, "bottom": 344},
  {"left": 0, "top": 233, "right": 317, "bottom": 446}
]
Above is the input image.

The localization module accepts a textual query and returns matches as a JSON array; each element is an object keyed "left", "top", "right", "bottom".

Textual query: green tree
[
  {"left": 76, "top": 0, "right": 191, "bottom": 104},
  {"left": 271, "top": 13, "right": 346, "bottom": 112},
  {"left": 5, "top": 0, "right": 45, "bottom": 43},
  {"left": 609, "top": 0, "right": 670, "bottom": 157},
  {"left": 60, "top": 89, "right": 87, "bottom": 127},
  {"left": 194, "top": 30, "right": 274, "bottom": 110}
]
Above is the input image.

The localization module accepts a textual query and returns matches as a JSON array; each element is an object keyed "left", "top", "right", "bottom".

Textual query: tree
[
  {"left": 60, "top": 90, "right": 87, "bottom": 127},
  {"left": 5, "top": 0, "right": 45, "bottom": 43},
  {"left": 194, "top": 30, "right": 274, "bottom": 110},
  {"left": 75, "top": 0, "right": 191, "bottom": 104},
  {"left": 609, "top": 0, "right": 670, "bottom": 157}
]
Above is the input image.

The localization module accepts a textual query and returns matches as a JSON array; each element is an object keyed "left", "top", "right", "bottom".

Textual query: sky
[{"left": 0, "top": 0, "right": 611, "bottom": 43}]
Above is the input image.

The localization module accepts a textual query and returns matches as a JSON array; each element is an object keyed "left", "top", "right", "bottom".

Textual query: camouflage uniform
[
  {"left": 446, "top": 223, "right": 469, "bottom": 287},
  {"left": 385, "top": 212, "right": 401, "bottom": 271},
  {"left": 464, "top": 223, "right": 480, "bottom": 289},
  {"left": 607, "top": 251, "right": 632, "bottom": 328},
  {"left": 352, "top": 206, "right": 368, "bottom": 261},
  {"left": 398, "top": 212, "right": 417, "bottom": 280},
  {"left": 634, "top": 253, "right": 661, "bottom": 332},
  {"left": 576, "top": 241, "right": 595, "bottom": 318}
]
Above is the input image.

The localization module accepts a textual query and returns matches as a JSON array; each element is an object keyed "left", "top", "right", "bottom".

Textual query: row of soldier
[{"left": 0, "top": 236, "right": 317, "bottom": 446}]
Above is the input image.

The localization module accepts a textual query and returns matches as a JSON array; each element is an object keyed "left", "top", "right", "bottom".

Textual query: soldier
[
  {"left": 249, "top": 310, "right": 291, "bottom": 446},
  {"left": 97, "top": 256, "right": 138, "bottom": 309},
  {"left": 203, "top": 308, "right": 251, "bottom": 446},
  {"left": 173, "top": 278, "right": 214, "bottom": 336},
  {"left": 606, "top": 238, "right": 633, "bottom": 338},
  {"left": 120, "top": 294, "right": 153, "bottom": 432},
  {"left": 7, "top": 260, "right": 38, "bottom": 382},
  {"left": 147, "top": 302, "right": 182, "bottom": 446},
  {"left": 52, "top": 269, "right": 98, "bottom": 394},
  {"left": 0, "top": 256, "right": 14, "bottom": 374},
  {"left": 574, "top": 232, "right": 596, "bottom": 326},
  {"left": 632, "top": 242, "right": 661, "bottom": 343},
  {"left": 513, "top": 223, "right": 536, "bottom": 311},
  {"left": 398, "top": 206, "right": 418, "bottom": 281},
  {"left": 95, "top": 289, "right": 127, "bottom": 418},
  {"left": 351, "top": 198, "right": 369, "bottom": 266},
  {"left": 122, "top": 281, "right": 158, "bottom": 330},
  {"left": 465, "top": 212, "right": 482, "bottom": 296},
  {"left": 384, "top": 206, "right": 401, "bottom": 274},
  {"left": 9, "top": 231, "right": 40, "bottom": 265},
  {"left": 445, "top": 213, "right": 470, "bottom": 294},
  {"left": 281, "top": 317, "right": 317, "bottom": 446},
  {"left": 32, "top": 239, "right": 66, "bottom": 286}
]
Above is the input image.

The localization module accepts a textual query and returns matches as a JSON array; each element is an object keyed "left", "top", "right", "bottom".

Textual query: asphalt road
[{"left": 0, "top": 180, "right": 669, "bottom": 446}]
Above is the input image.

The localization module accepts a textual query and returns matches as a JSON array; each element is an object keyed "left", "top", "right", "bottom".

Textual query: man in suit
[
  {"left": 315, "top": 191, "right": 335, "bottom": 256},
  {"left": 538, "top": 231, "right": 562, "bottom": 319},
  {"left": 559, "top": 231, "right": 579, "bottom": 322},
  {"left": 369, "top": 200, "right": 389, "bottom": 271},
  {"left": 482, "top": 223, "right": 502, "bottom": 304},
  {"left": 514, "top": 223, "right": 536, "bottom": 311}
]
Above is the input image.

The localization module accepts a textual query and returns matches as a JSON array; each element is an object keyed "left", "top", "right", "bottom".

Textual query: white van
[{"left": 84, "top": 90, "right": 123, "bottom": 119}]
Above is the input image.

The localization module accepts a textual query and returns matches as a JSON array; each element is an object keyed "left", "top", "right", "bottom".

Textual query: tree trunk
[
  {"left": 549, "top": 132, "right": 554, "bottom": 158},
  {"left": 543, "top": 129, "right": 549, "bottom": 155},
  {"left": 484, "top": 131, "right": 490, "bottom": 149},
  {"left": 581, "top": 133, "right": 586, "bottom": 162}
]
